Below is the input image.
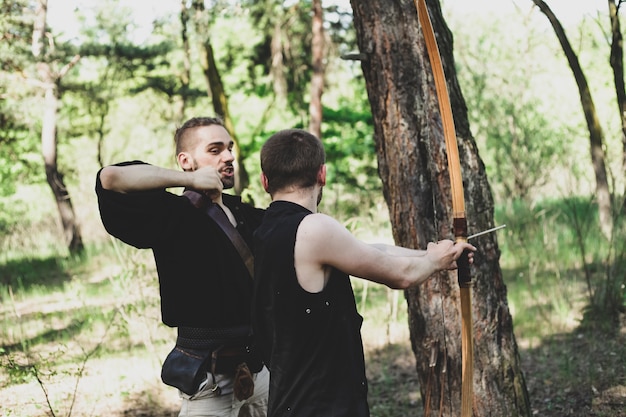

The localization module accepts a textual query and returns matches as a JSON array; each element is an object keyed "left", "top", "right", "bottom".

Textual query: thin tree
[
  {"left": 31, "top": 0, "right": 83, "bottom": 253},
  {"left": 607, "top": 0, "right": 626, "bottom": 186},
  {"left": 309, "top": 0, "right": 324, "bottom": 139},
  {"left": 350, "top": 0, "right": 530, "bottom": 415},
  {"left": 531, "top": 0, "right": 613, "bottom": 238},
  {"left": 176, "top": 0, "right": 192, "bottom": 125},
  {"left": 247, "top": 0, "right": 315, "bottom": 117},
  {"left": 190, "top": 0, "right": 249, "bottom": 193}
]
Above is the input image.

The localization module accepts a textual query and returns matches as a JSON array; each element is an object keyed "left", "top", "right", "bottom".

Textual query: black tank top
[{"left": 253, "top": 201, "right": 369, "bottom": 417}]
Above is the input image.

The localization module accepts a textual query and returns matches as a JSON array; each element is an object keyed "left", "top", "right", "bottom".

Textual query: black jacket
[{"left": 96, "top": 161, "right": 264, "bottom": 328}]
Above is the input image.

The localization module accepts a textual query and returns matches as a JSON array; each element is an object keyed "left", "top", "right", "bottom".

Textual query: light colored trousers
[{"left": 178, "top": 366, "right": 269, "bottom": 417}]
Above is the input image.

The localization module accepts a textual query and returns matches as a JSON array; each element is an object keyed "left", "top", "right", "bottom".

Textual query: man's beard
[
  {"left": 220, "top": 162, "right": 235, "bottom": 190},
  {"left": 221, "top": 175, "right": 235, "bottom": 190},
  {"left": 189, "top": 158, "right": 235, "bottom": 190}
]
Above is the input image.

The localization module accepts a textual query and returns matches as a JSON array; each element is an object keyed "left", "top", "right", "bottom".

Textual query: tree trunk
[
  {"left": 607, "top": 0, "right": 626, "bottom": 192},
  {"left": 308, "top": 0, "right": 324, "bottom": 139},
  {"left": 175, "top": 0, "right": 192, "bottom": 126},
  {"left": 32, "top": 0, "right": 83, "bottom": 254},
  {"left": 271, "top": 19, "right": 287, "bottom": 106},
  {"left": 200, "top": 40, "right": 249, "bottom": 193},
  {"left": 40, "top": 83, "right": 83, "bottom": 253},
  {"left": 191, "top": 1, "right": 249, "bottom": 194},
  {"left": 350, "top": 1, "right": 530, "bottom": 415},
  {"left": 531, "top": 0, "right": 613, "bottom": 238}
]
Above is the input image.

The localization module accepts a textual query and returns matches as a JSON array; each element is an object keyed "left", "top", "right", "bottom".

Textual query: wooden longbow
[{"left": 414, "top": 0, "right": 474, "bottom": 415}]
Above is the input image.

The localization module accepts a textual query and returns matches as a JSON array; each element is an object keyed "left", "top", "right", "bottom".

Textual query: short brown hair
[
  {"left": 260, "top": 129, "right": 325, "bottom": 195},
  {"left": 174, "top": 117, "right": 225, "bottom": 155}
]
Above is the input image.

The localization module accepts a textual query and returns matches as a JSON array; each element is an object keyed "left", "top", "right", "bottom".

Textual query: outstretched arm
[
  {"left": 99, "top": 164, "right": 223, "bottom": 195},
  {"left": 369, "top": 243, "right": 427, "bottom": 257},
  {"left": 295, "top": 213, "right": 476, "bottom": 291}
]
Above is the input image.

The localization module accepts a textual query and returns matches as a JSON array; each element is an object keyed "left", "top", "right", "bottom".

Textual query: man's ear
[
  {"left": 177, "top": 152, "right": 192, "bottom": 171},
  {"left": 317, "top": 164, "right": 327, "bottom": 186},
  {"left": 261, "top": 172, "right": 270, "bottom": 193}
]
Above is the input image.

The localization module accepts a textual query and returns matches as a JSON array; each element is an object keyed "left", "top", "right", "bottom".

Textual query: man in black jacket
[{"left": 96, "top": 117, "right": 268, "bottom": 417}]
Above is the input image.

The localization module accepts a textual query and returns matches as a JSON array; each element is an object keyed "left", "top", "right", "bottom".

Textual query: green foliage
[
  {"left": 0, "top": 184, "right": 73, "bottom": 260},
  {"left": 0, "top": 113, "right": 42, "bottom": 197},
  {"left": 0, "top": 0, "right": 44, "bottom": 198},
  {"left": 58, "top": 3, "right": 181, "bottom": 169},
  {"left": 454, "top": 13, "right": 576, "bottom": 203},
  {"left": 496, "top": 196, "right": 626, "bottom": 336},
  {"left": 478, "top": 95, "right": 571, "bottom": 201},
  {"left": 496, "top": 197, "right": 599, "bottom": 268},
  {"left": 245, "top": 0, "right": 315, "bottom": 112},
  {"left": 243, "top": 0, "right": 356, "bottom": 115},
  {"left": 322, "top": 104, "right": 379, "bottom": 216},
  {"left": 0, "top": 0, "right": 34, "bottom": 73}
]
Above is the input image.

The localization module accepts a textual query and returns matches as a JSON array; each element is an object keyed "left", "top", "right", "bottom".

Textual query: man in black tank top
[{"left": 252, "top": 129, "right": 476, "bottom": 417}]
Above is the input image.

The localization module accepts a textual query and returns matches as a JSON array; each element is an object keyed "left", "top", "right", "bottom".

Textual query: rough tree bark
[
  {"left": 32, "top": 0, "right": 84, "bottom": 254},
  {"left": 350, "top": 0, "right": 530, "bottom": 415},
  {"left": 308, "top": 0, "right": 324, "bottom": 139}
]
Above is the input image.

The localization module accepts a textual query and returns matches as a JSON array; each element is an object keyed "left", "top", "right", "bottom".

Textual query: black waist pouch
[
  {"left": 161, "top": 344, "right": 264, "bottom": 395},
  {"left": 161, "top": 346, "right": 213, "bottom": 395}
]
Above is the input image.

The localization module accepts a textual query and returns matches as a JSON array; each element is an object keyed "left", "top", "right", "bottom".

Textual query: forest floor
[
  {"left": 366, "top": 312, "right": 626, "bottom": 417},
  {"left": 1, "top": 314, "right": 625, "bottom": 417},
  {"left": 517, "top": 312, "right": 626, "bottom": 417}
]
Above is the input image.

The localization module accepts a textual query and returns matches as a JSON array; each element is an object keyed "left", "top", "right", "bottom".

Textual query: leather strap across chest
[{"left": 182, "top": 190, "right": 254, "bottom": 280}]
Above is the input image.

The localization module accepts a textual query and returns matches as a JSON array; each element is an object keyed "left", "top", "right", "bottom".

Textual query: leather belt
[{"left": 176, "top": 325, "right": 251, "bottom": 350}]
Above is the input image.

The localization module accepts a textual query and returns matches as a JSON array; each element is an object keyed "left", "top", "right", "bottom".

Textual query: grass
[
  {"left": 0, "top": 242, "right": 176, "bottom": 417},
  {"left": 0, "top": 196, "right": 625, "bottom": 416},
  {"left": 503, "top": 264, "right": 588, "bottom": 346}
]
